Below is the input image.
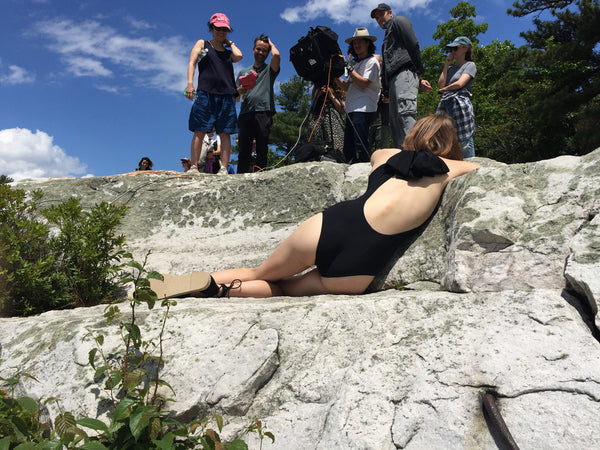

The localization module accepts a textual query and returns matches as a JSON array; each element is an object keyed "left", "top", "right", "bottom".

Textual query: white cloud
[
  {"left": 281, "top": 0, "right": 433, "bottom": 24},
  {"left": 65, "top": 56, "right": 113, "bottom": 77},
  {"left": 34, "top": 19, "right": 188, "bottom": 92},
  {"left": 0, "top": 62, "right": 36, "bottom": 85},
  {"left": 0, "top": 128, "right": 88, "bottom": 181},
  {"left": 125, "top": 16, "right": 154, "bottom": 31}
]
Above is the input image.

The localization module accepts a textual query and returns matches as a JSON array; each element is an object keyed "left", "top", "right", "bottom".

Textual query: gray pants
[{"left": 389, "top": 69, "right": 419, "bottom": 148}]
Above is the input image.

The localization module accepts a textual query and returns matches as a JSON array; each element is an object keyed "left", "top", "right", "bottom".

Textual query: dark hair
[
  {"left": 254, "top": 34, "right": 269, "bottom": 47},
  {"left": 465, "top": 47, "right": 474, "bottom": 62},
  {"left": 137, "top": 157, "right": 154, "bottom": 170},
  {"left": 207, "top": 22, "right": 233, "bottom": 33},
  {"left": 347, "top": 39, "right": 376, "bottom": 60}
]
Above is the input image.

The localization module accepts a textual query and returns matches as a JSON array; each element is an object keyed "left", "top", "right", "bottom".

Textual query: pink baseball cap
[{"left": 210, "top": 13, "right": 231, "bottom": 30}]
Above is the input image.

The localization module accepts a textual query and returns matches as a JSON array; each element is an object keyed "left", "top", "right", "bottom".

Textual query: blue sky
[{"left": 0, "top": 0, "right": 533, "bottom": 180}]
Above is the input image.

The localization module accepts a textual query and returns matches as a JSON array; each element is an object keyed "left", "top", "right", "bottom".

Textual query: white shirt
[{"left": 345, "top": 55, "right": 381, "bottom": 113}]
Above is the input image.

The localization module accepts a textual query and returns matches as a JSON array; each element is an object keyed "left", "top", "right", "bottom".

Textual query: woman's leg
[
  {"left": 278, "top": 268, "right": 374, "bottom": 297},
  {"left": 218, "top": 133, "right": 231, "bottom": 170},
  {"left": 210, "top": 213, "right": 323, "bottom": 289},
  {"left": 191, "top": 131, "right": 206, "bottom": 167}
]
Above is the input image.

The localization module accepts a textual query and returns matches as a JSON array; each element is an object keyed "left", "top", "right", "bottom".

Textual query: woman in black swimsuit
[{"left": 151, "top": 113, "right": 480, "bottom": 299}]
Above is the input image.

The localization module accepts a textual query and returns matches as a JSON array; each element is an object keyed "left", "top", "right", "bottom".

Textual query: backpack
[
  {"left": 294, "top": 141, "right": 345, "bottom": 163},
  {"left": 290, "top": 26, "right": 346, "bottom": 86}
]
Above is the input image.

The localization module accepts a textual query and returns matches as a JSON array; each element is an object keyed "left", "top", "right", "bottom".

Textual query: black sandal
[{"left": 216, "top": 279, "right": 242, "bottom": 298}]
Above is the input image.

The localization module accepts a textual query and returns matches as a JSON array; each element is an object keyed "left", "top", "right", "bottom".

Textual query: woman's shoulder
[{"left": 371, "top": 149, "right": 450, "bottom": 179}]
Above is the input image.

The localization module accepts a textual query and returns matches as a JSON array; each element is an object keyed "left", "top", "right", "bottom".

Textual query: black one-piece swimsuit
[{"left": 315, "top": 150, "right": 449, "bottom": 278}]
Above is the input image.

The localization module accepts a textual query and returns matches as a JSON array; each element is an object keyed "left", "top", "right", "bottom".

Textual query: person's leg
[
  {"left": 191, "top": 131, "right": 206, "bottom": 168},
  {"left": 379, "top": 124, "right": 391, "bottom": 149},
  {"left": 460, "top": 136, "right": 475, "bottom": 158},
  {"left": 353, "top": 112, "right": 376, "bottom": 162},
  {"left": 389, "top": 70, "right": 418, "bottom": 147},
  {"left": 254, "top": 112, "right": 273, "bottom": 171},
  {"left": 343, "top": 115, "right": 357, "bottom": 163},
  {"left": 278, "top": 268, "right": 374, "bottom": 297},
  {"left": 212, "top": 213, "right": 322, "bottom": 284},
  {"left": 236, "top": 114, "right": 253, "bottom": 173},
  {"left": 218, "top": 133, "right": 231, "bottom": 171},
  {"left": 214, "top": 94, "right": 237, "bottom": 173},
  {"left": 189, "top": 91, "right": 213, "bottom": 168}
]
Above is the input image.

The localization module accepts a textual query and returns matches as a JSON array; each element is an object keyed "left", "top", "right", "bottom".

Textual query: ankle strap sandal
[{"left": 217, "top": 279, "right": 242, "bottom": 298}]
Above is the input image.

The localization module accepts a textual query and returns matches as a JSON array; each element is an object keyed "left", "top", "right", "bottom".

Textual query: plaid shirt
[{"left": 437, "top": 91, "right": 474, "bottom": 143}]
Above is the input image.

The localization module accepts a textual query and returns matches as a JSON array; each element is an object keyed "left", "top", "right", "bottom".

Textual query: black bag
[
  {"left": 290, "top": 26, "right": 346, "bottom": 86},
  {"left": 294, "top": 141, "right": 345, "bottom": 163}
]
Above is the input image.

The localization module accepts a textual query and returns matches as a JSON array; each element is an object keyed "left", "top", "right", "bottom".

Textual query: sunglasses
[{"left": 214, "top": 26, "right": 229, "bottom": 32}]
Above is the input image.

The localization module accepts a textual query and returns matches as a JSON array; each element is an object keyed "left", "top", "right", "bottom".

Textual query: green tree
[
  {"left": 270, "top": 75, "right": 311, "bottom": 159},
  {"left": 503, "top": 0, "right": 600, "bottom": 158}
]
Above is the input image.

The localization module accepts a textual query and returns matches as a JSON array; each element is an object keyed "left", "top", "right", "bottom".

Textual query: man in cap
[
  {"left": 335, "top": 27, "right": 381, "bottom": 163},
  {"left": 371, "top": 3, "right": 432, "bottom": 147},
  {"left": 236, "top": 35, "right": 280, "bottom": 173}
]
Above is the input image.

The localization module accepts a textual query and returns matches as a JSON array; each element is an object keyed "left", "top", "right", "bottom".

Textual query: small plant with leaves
[
  {"left": 48, "top": 252, "right": 251, "bottom": 449},
  {"left": 0, "top": 364, "right": 57, "bottom": 447}
]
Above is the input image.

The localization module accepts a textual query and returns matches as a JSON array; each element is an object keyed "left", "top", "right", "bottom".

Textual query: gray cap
[{"left": 446, "top": 36, "right": 473, "bottom": 48}]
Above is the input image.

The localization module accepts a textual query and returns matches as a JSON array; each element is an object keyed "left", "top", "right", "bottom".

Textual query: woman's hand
[{"left": 185, "top": 84, "right": 196, "bottom": 100}]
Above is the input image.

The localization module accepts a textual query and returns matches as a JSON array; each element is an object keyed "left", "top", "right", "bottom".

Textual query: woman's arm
[
  {"left": 185, "top": 40, "right": 204, "bottom": 100},
  {"left": 443, "top": 158, "right": 481, "bottom": 178},
  {"left": 438, "top": 73, "right": 472, "bottom": 93},
  {"left": 226, "top": 40, "right": 243, "bottom": 62},
  {"left": 437, "top": 54, "right": 453, "bottom": 89}
]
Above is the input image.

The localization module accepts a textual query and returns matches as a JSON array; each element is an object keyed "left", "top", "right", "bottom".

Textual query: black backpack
[{"left": 290, "top": 26, "right": 346, "bottom": 86}]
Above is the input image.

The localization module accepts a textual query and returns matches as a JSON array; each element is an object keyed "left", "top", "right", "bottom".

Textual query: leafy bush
[{"left": 0, "top": 184, "right": 128, "bottom": 317}]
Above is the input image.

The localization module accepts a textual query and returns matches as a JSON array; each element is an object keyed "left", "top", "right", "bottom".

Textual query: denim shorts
[{"left": 188, "top": 90, "right": 238, "bottom": 134}]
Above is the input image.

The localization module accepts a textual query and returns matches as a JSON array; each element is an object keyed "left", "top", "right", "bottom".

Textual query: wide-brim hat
[
  {"left": 209, "top": 13, "right": 231, "bottom": 31},
  {"left": 345, "top": 27, "right": 377, "bottom": 44},
  {"left": 370, "top": 3, "right": 391, "bottom": 18},
  {"left": 446, "top": 36, "right": 472, "bottom": 48}
]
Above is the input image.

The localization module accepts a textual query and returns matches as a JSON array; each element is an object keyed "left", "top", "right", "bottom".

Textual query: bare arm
[
  {"left": 185, "top": 40, "right": 204, "bottom": 100},
  {"left": 442, "top": 158, "right": 481, "bottom": 179},
  {"left": 269, "top": 38, "right": 280, "bottom": 73},
  {"left": 438, "top": 73, "right": 473, "bottom": 93},
  {"left": 225, "top": 40, "right": 243, "bottom": 62}
]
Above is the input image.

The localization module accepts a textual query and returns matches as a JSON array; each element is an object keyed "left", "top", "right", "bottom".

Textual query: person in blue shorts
[{"left": 185, "top": 13, "right": 242, "bottom": 174}]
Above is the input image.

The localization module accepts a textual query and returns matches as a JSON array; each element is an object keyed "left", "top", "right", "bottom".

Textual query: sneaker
[
  {"left": 217, "top": 166, "right": 228, "bottom": 175},
  {"left": 150, "top": 271, "right": 213, "bottom": 299},
  {"left": 188, "top": 165, "right": 199, "bottom": 173}
]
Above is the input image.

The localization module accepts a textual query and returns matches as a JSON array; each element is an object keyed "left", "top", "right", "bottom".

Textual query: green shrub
[{"left": 0, "top": 184, "right": 128, "bottom": 317}]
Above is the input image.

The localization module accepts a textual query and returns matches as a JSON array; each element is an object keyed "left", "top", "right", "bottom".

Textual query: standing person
[
  {"left": 437, "top": 36, "right": 477, "bottom": 158},
  {"left": 150, "top": 113, "right": 481, "bottom": 299},
  {"left": 307, "top": 82, "right": 346, "bottom": 159},
  {"left": 185, "top": 13, "right": 242, "bottom": 175},
  {"left": 199, "top": 130, "right": 221, "bottom": 169},
  {"left": 369, "top": 55, "right": 392, "bottom": 152},
  {"left": 371, "top": 3, "right": 432, "bottom": 148},
  {"left": 236, "top": 35, "right": 280, "bottom": 173},
  {"left": 336, "top": 28, "right": 381, "bottom": 164}
]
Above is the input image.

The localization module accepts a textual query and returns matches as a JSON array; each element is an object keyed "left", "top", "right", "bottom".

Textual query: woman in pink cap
[{"left": 185, "top": 13, "right": 242, "bottom": 175}]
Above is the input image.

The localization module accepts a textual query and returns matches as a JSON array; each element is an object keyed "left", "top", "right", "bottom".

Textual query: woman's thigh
[
  {"left": 279, "top": 268, "right": 373, "bottom": 296},
  {"left": 254, "top": 213, "right": 323, "bottom": 281}
]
